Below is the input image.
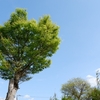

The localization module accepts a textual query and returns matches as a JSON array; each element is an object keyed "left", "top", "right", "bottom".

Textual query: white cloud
[
  {"left": 86, "top": 75, "right": 97, "bottom": 87},
  {"left": 24, "top": 95, "right": 34, "bottom": 100},
  {"left": 0, "top": 97, "right": 4, "bottom": 100},
  {"left": 14, "top": 97, "right": 17, "bottom": 100},
  {"left": 29, "top": 98, "right": 34, "bottom": 100},
  {"left": 24, "top": 95, "right": 30, "bottom": 99},
  {"left": 86, "top": 68, "right": 100, "bottom": 87}
]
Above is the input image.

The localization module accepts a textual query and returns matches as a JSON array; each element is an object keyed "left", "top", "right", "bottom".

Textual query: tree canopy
[
  {"left": 0, "top": 8, "right": 60, "bottom": 82},
  {"left": 61, "top": 78, "right": 91, "bottom": 100}
]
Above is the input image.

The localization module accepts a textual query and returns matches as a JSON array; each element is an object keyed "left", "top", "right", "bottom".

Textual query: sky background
[{"left": 0, "top": 0, "right": 100, "bottom": 100}]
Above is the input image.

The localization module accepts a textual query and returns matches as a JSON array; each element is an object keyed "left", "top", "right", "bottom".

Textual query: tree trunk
[{"left": 5, "top": 79, "right": 19, "bottom": 100}]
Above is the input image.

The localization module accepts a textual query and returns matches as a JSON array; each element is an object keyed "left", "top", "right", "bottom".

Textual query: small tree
[
  {"left": 50, "top": 93, "right": 58, "bottom": 100},
  {"left": 0, "top": 8, "right": 60, "bottom": 100},
  {"left": 61, "top": 78, "right": 91, "bottom": 100}
]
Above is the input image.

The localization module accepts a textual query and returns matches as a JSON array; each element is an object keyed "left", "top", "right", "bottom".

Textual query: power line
[{"left": 16, "top": 94, "right": 62, "bottom": 99}]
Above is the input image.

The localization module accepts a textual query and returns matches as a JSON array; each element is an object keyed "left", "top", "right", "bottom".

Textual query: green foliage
[
  {"left": 61, "top": 78, "right": 91, "bottom": 100},
  {"left": 0, "top": 8, "right": 60, "bottom": 82},
  {"left": 90, "top": 88, "right": 100, "bottom": 100},
  {"left": 62, "top": 96, "right": 72, "bottom": 100}
]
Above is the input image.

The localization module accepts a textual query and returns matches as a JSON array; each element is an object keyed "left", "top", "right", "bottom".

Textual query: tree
[
  {"left": 0, "top": 8, "right": 60, "bottom": 100},
  {"left": 61, "top": 78, "right": 91, "bottom": 100}
]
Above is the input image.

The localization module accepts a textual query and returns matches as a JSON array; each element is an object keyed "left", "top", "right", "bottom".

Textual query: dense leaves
[
  {"left": 0, "top": 8, "right": 60, "bottom": 82},
  {"left": 90, "top": 88, "right": 100, "bottom": 100}
]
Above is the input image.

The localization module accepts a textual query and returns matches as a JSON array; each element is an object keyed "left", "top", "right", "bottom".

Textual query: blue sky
[{"left": 0, "top": 0, "right": 100, "bottom": 100}]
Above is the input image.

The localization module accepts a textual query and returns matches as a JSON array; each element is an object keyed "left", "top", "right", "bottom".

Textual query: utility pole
[
  {"left": 16, "top": 95, "right": 21, "bottom": 100},
  {"left": 96, "top": 70, "right": 100, "bottom": 89}
]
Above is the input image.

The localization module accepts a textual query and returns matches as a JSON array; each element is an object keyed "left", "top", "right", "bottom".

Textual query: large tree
[
  {"left": 61, "top": 78, "right": 91, "bottom": 100},
  {"left": 0, "top": 8, "right": 60, "bottom": 100}
]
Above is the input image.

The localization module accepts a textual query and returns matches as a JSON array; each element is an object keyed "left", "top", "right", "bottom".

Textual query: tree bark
[{"left": 5, "top": 79, "right": 19, "bottom": 100}]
